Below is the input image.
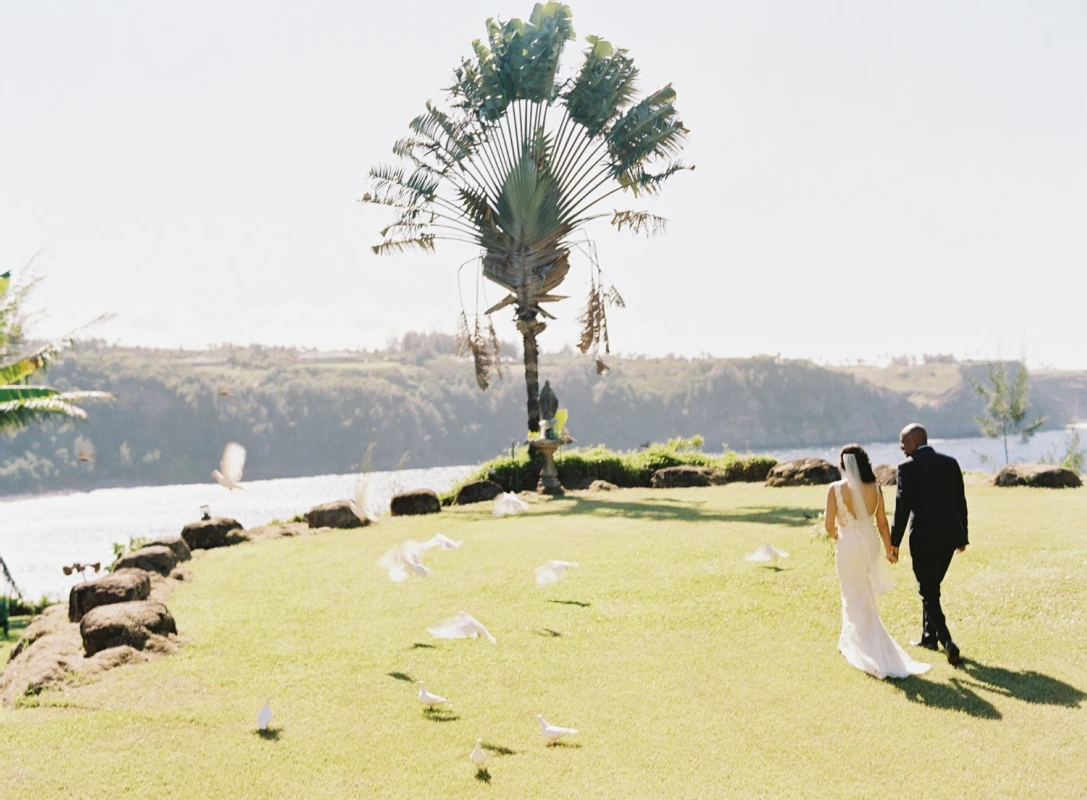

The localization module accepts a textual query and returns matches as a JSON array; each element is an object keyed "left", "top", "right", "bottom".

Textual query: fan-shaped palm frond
[{"left": 362, "top": 3, "right": 690, "bottom": 431}]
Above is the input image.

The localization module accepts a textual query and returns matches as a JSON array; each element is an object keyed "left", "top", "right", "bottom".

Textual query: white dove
[
  {"left": 349, "top": 477, "right": 379, "bottom": 524},
  {"left": 212, "top": 442, "right": 246, "bottom": 491},
  {"left": 745, "top": 543, "right": 790, "bottom": 566},
  {"left": 419, "top": 533, "right": 462, "bottom": 552},
  {"left": 538, "top": 714, "right": 578, "bottom": 744},
  {"left": 493, "top": 491, "right": 529, "bottom": 518},
  {"left": 470, "top": 739, "right": 488, "bottom": 769},
  {"left": 256, "top": 698, "right": 272, "bottom": 731},
  {"left": 417, "top": 681, "right": 449, "bottom": 709},
  {"left": 428, "top": 611, "right": 497, "bottom": 644},
  {"left": 377, "top": 542, "right": 433, "bottom": 583},
  {"left": 535, "top": 559, "right": 580, "bottom": 587}
]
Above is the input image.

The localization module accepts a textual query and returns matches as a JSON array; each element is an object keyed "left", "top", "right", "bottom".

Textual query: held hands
[{"left": 886, "top": 545, "right": 899, "bottom": 564}]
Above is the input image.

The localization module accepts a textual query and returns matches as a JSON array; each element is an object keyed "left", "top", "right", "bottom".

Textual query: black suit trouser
[{"left": 911, "top": 547, "right": 956, "bottom": 646}]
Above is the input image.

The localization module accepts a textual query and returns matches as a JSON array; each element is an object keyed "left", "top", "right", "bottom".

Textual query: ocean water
[
  {"left": 1, "top": 428, "right": 1079, "bottom": 600},
  {"left": 1, "top": 465, "right": 474, "bottom": 602}
]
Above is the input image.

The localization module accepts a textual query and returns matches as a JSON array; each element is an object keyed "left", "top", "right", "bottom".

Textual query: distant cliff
[{"left": 0, "top": 338, "right": 1080, "bottom": 496}]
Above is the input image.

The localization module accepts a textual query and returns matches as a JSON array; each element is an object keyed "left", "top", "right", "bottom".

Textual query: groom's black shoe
[
  {"left": 910, "top": 637, "right": 939, "bottom": 651},
  {"left": 942, "top": 640, "right": 963, "bottom": 666}
]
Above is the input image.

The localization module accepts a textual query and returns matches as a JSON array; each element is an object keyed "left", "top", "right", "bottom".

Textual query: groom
[{"left": 890, "top": 424, "right": 968, "bottom": 666}]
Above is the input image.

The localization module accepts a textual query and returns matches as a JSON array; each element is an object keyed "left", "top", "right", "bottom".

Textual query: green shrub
[{"left": 442, "top": 436, "right": 777, "bottom": 499}]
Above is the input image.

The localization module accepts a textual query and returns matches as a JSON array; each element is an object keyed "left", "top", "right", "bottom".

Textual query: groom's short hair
[{"left": 901, "top": 423, "right": 928, "bottom": 445}]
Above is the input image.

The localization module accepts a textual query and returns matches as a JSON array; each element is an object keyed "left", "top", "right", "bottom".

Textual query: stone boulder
[
  {"left": 994, "top": 464, "right": 1083, "bottom": 489},
  {"left": 304, "top": 501, "right": 366, "bottom": 529},
  {"left": 390, "top": 489, "right": 441, "bottom": 516},
  {"left": 142, "top": 535, "right": 192, "bottom": 562},
  {"left": 874, "top": 464, "right": 898, "bottom": 487},
  {"left": 113, "top": 545, "right": 178, "bottom": 577},
  {"left": 0, "top": 605, "right": 83, "bottom": 705},
  {"left": 245, "top": 522, "right": 312, "bottom": 543},
  {"left": 181, "top": 517, "right": 246, "bottom": 550},
  {"left": 765, "top": 458, "right": 841, "bottom": 487},
  {"left": 80, "top": 601, "right": 177, "bottom": 658},
  {"left": 68, "top": 569, "right": 151, "bottom": 623},
  {"left": 651, "top": 465, "right": 715, "bottom": 489},
  {"left": 588, "top": 479, "right": 618, "bottom": 492},
  {"left": 453, "top": 480, "right": 504, "bottom": 505}
]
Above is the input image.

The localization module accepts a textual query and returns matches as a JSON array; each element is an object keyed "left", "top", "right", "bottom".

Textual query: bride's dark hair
[{"left": 839, "top": 444, "right": 876, "bottom": 483}]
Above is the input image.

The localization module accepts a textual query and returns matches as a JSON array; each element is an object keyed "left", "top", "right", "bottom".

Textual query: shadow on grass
[
  {"left": 474, "top": 768, "right": 491, "bottom": 783},
  {"left": 548, "top": 600, "right": 591, "bottom": 608},
  {"left": 547, "top": 740, "right": 582, "bottom": 748},
  {"left": 256, "top": 728, "right": 282, "bottom": 740},
  {"left": 551, "top": 496, "right": 819, "bottom": 527},
  {"left": 410, "top": 643, "right": 436, "bottom": 650},
  {"left": 386, "top": 671, "right": 413, "bottom": 682},
  {"left": 423, "top": 708, "right": 460, "bottom": 723},
  {"left": 889, "top": 676, "right": 1002, "bottom": 720},
  {"left": 482, "top": 742, "right": 517, "bottom": 756},
  {"left": 533, "top": 628, "right": 562, "bottom": 638},
  {"left": 962, "top": 660, "right": 1086, "bottom": 708},
  {"left": 888, "top": 659, "right": 1086, "bottom": 719}
]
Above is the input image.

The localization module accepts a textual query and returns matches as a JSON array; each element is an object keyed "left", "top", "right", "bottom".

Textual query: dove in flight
[
  {"left": 745, "top": 543, "right": 790, "bottom": 566},
  {"left": 419, "top": 533, "right": 462, "bottom": 552},
  {"left": 470, "top": 739, "right": 488, "bottom": 769},
  {"left": 538, "top": 714, "right": 578, "bottom": 744},
  {"left": 256, "top": 698, "right": 273, "bottom": 731},
  {"left": 535, "top": 559, "right": 580, "bottom": 587},
  {"left": 493, "top": 491, "right": 529, "bottom": 518},
  {"left": 428, "top": 611, "right": 497, "bottom": 644},
  {"left": 417, "top": 681, "right": 449, "bottom": 709},
  {"left": 378, "top": 542, "right": 433, "bottom": 583},
  {"left": 212, "top": 442, "right": 246, "bottom": 491},
  {"left": 349, "top": 478, "right": 379, "bottom": 524}
]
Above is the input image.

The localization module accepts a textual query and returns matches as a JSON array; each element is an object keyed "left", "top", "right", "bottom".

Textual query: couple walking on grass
[{"left": 824, "top": 424, "right": 968, "bottom": 679}]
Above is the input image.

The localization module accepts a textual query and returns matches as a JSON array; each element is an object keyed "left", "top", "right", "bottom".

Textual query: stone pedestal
[{"left": 530, "top": 439, "right": 564, "bottom": 495}]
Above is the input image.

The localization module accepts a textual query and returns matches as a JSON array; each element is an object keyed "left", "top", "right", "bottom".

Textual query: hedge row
[{"left": 443, "top": 437, "right": 778, "bottom": 499}]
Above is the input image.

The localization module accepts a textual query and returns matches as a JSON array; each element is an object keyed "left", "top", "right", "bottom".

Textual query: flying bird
[
  {"left": 493, "top": 491, "right": 529, "bottom": 518},
  {"left": 417, "top": 681, "right": 449, "bottom": 709},
  {"left": 428, "top": 611, "right": 497, "bottom": 644},
  {"left": 349, "top": 477, "right": 379, "bottom": 524},
  {"left": 745, "top": 544, "right": 790, "bottom": 567},
  {"left": 378, "top": 542, "right": 433, "bottom": 583},
  {"left": 256, "top": 698, "right": 273, "bottom": 731},
  {"left": 419, "top": 533, "right": 462, "bottom": 552},
  {"left": 537, "top": 714, "right": 578, "bottom": 744},
  {"left": 212, "top": 442, "right": 246, "bottom": 491},
  {"left": 535, "top": 559, "right": 580, "bottom": 587},
  {"left": 470, "top": 739, "right": 488, "bottom": 769}
]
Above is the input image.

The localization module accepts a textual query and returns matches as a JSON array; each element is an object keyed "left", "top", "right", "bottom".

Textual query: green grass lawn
[{"left": 1, "top": 485, "right": 1085, "bottom": 798}]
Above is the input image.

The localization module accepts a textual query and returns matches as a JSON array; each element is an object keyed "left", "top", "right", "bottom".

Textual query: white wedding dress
[{"left": 834, "top": 457, "right": 930, "bottom": 680}]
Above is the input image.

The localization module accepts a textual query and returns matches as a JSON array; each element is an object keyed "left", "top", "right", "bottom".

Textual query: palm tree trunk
[{"left": 517, "top": 316, "right": 546, "bottom": 433}]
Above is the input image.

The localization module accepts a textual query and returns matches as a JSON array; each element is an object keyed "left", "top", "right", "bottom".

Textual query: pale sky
[{"left": 2, "top": 1, "right": 1084, "bottom": 366}]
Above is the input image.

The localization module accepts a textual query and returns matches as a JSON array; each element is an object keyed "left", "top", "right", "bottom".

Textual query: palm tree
[
  {"left": 0, "top": 268, "right": 112, "bottom": 433},
  {"left": 362, "top": 3, "right": 690, "bottom": 433}
]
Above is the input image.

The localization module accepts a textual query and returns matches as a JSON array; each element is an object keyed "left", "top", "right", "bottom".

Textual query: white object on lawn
[
  {"left": 537, "top": 714, "right": 578, "bottom": 744},
  {"left": 417, "top": 681, "right": 449, "bottom": 709},
  {"left": 745, "top": 543, "right": 790, "bottom": 566},
  {"left": 493, "top": 492, "right": 529, "bottom": 517},
  {"left": 212, "top": 442, "right": 246, "bottom": 490},
  {"left": 535, "top": 559, "right": 580, "bottom": 587},
  {"left": 377, "top": 542, "right": 433, "bottom": 583},
  {"left": 256, "top": 698, "right": 272, "bottom": 731},
  {"left": 419, "top": 533, "right": 462, "bottom": 551},
  {"left": 470, "top": 738, "right": 488, "bottom": 769},
  {"left": 427, "top": 611, "right": 497, "bottom": 644}
]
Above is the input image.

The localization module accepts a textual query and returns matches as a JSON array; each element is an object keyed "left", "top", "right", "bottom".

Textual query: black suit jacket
[{"left": 891, "top": 447, "right": 968, "bottom": 555}]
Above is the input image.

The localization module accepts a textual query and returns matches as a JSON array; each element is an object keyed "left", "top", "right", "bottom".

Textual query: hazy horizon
[{"left": 2, "top": 1, "right": 1084, "bottom": 367}]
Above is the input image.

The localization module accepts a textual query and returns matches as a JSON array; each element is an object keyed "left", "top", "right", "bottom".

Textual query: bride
[{"left": 825, "top": 444, "right": 930, "bottom": 679}]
